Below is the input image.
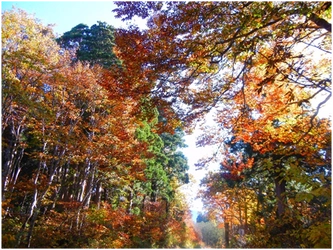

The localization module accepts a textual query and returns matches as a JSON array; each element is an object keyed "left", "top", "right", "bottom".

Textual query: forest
[{"left": 1, "top": 1, "right": 331, "bottom": 248}]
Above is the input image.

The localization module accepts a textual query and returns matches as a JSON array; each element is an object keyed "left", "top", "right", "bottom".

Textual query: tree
[
  {"left": 57, "top": 21, "right": 120, "bottom": 68},
  {"left": 112, "top": 3, "right": 331, "bottom": 246},
  {"left": 134, "top": 105, "right": 189, "bottom": 205},
  {"left": 198, "top": 65, "right": 331, "bottom": 247},
  {"left": 2, "top": 7, "right": 61, "bottom": 198},
  {"left": 2, "top": 8, "right": 195, "bottom": 248},
  {"left": 113, "top": 1, "right": 331, "bottom": 124}
]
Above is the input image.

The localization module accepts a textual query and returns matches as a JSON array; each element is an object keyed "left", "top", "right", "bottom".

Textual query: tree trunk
[
  {"left": 151, "top": 180, "right": 157, "bottom": 202},
  {"left": 82, "top": 161, "right": 96, "bottom": 208},
  {"left": 274, "top": 174, "right": 286, "bottom": 219},
  {"left": 127, "top": 189, "right": 133, "bottom": 213},
  {"left": 225, "top": 220, "right": 230, "bottom": 248},
  {"left": 2, "top": 119, "right": 26, "bottom": 201},
  {"left": 18, "top": 134, "right": 59, "bottom": 247},
  {"left": 244, "top": 201, "right": 248, "bottom": 233},
  {"left": 94, "top": 181, "right": 102, "bottom": 209},
  {"left": 26, "top": 207, "right": 39, "bottom": 247}
]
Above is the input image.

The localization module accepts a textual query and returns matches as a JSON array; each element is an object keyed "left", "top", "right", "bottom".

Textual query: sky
[{"left": 1, "top": 1, "right": 134, "bottom": 35}]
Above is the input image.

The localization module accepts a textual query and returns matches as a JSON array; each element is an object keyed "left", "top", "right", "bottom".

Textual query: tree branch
[{"left": 309, "top": 13, "right": 331, "bottom": 32}]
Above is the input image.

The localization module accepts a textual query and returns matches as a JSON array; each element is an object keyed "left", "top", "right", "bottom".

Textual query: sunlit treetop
[{"left": 2, "top": 7, "right": 62, "bottom": 71}]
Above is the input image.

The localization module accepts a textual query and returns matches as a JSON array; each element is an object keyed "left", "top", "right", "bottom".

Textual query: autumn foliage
[
  {"left": 112, "top": 1, "right": 331, "bottom": 248},
  {"left": 2, "top": 2, "right": 332, "bottom": 248},
  {"left": 1, "top": 8, "right": 199, "bottom": 248}
]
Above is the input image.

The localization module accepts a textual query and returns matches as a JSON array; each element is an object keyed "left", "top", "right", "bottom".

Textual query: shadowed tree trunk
[
  {"left": 224, "top": 217, "right": 230, "bottom": 248},
  {"left": 274, "top": 174, "right": 286, "bottom": 219}
]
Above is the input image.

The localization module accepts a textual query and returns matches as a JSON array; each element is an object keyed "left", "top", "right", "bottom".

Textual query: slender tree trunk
[
  {"left": 15, "top": 153, "right": 42, "bottom": 248},
  {"left": 20, "top": 133, "right": 59, "bottom": 247},
  {"left": 15, "top": 192, "right": 37, "bottom": 247},
  {"left": 165, "top": 199, "right": 169, "bottom": 214},
  {"left": 271, "top": 171, "right": 290, "bottom": 246},
  {"left": 225, "top": 220, "right": 230, "bottom": 248},
  {"left": 151, "top": 180, "right": 157, "bottom": 202},
  {"left": 238, "top": 202, "right": 242, "bottom": 228},
  {"left": 26, "top": 207, "right": 39, "bottom": 248},
  {"left": 244, "top": 201, "right": 248, "bottom": 233},
  {"left": 127, "top": 189, "right": 133, "bottom": 213},
  {"left": 82, "top": 161, "right": 96, "bottom": 208},
  {"left": 274, "top": 175, "right": 286, "bottom": 219},
  {"left": 2, "top": 119, "right": 26, "bottom": 201},
  {"left": 94, "top": 181, "right": 102, "bottom": 209}
]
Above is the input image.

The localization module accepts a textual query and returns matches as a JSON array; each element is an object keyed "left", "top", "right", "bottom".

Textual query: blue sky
[{"left": 1, "top": 1, "right": 125, "bottom": 35}]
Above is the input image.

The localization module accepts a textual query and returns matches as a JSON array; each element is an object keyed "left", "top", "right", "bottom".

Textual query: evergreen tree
[{"left": 57, "top": 21, "right": 120, "bottom": 68}]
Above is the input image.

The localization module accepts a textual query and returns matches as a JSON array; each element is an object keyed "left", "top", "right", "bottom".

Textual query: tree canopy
[
  {"left": 2, "top": 2, "right": 331, "bottom": 248},
  {"left": 113, "top": 1, "right": 331, "bottom": 124},
  {"left": 112, "top": 1, "right": 331, "bottom": 248}
]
